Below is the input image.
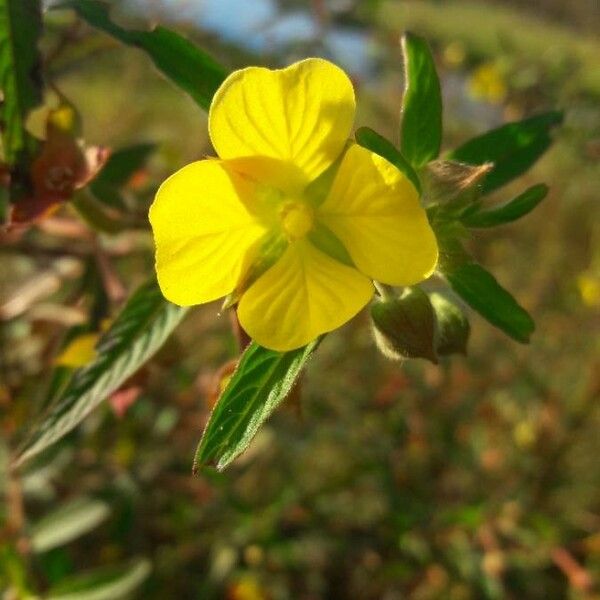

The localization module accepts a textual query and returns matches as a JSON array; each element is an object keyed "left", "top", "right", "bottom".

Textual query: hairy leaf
[
  {"left": 194, "top": 340, "right": 319, "bottom": 472},
  {"left": 59, "top": 0, "right": 227, "bottom": 111},
  {"left": 400, "top": 32, "right": 442, "bottom": 168},
  {"left": 15, "top": 280, "right": 187, "bottom": 467},
  {"left": 449, "top": 112, "right": 562, "bottom": 194},
  {"left": 460, "top": 183, "right": 548, "bottom": 227},
  {"left": 0, "top": 0, "right": 42, "bottom": 165}
]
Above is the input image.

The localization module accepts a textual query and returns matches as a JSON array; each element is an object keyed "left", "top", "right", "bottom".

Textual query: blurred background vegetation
[{"left": 1, "top": 0, "right": 599, "bottom": 598}]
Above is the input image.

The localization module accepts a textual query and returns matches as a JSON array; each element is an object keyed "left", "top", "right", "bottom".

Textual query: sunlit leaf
[
  {"left": 442, "top": 262, "right": 534, "bottom": 343},
  {"left": 460, "top": 183, "right": 548, "bottom": 227},
  {"left": 15, "top": 280, "right": 187, "bottom": 467},
  {"left": 194, "top": 340, "right": 319, "bottom": 472},
  {"left": 400, "top": 32, "right": 442, "bottom": 168},
  {"left": 448, "top": 112, "right": 562, "bottom": 194},
  {"left": 0, "top": 0, "right": 43, "bottom": 166},
  {"left": 31, "top": 496, "right": 110, "bottom": 553},
  {"left": 47, "top": 558, "right": 151, "bottom": 600},
  {"left": 59, "top": 0, "right": 228, "bottom": 111}
]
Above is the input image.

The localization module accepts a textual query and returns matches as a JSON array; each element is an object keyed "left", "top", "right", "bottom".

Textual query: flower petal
[
  {"left": 209, "top": 58, "right": 355, "bottom": 185},
  {"left": 149, "top": 160, "right": 266, "bottom": 306},
  {"left": 318, "top": 145, "right": 438, "bottom": 286},
  {"left": 238, "top": 240, "right": 373, "bottom": 351}
]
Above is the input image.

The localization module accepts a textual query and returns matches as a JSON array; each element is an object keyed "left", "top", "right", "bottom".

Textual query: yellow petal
[
  {"left": 149, "top": 160, "right": 266, "bottom": 306},
  {"left": 318, "top": 145, "right": 438, "bottom": 286},
  {"left": 238, "top": 240, "right": 373, "bottom": 351},
  {"left": 209, "top": 58, "right": 355, "bottom": 186}
]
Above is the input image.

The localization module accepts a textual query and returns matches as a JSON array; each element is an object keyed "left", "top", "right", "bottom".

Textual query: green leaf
[
  {"left": 47, "top": 558, "right": 151, "bottom": 600},
  {"left": 31, "top": 496, "right": 110, "bottom": 553},
  {"left": 15, "top": 280, "right": 187, "bottom": 467},
  {"left": 59, "top": 0, "right": 227, "bottom": 111},
  {"left": 371, "top": 287, "right": 438, "bottom": 363},
  {"left": 89, "top": 143, "right": 154, "bottom": 208},
  {"left": 355, "top": 126, "right": 421, "bottom": 193},
  {"left": 194, "top": 340, "right": 319, "bottom": 472},
  {"left": 442, "top": 262, "right": 534, "bottom": 343},
  {"left": 460, "top": 183, "right": 548, "bottom": 228},
  {"left": 0, "top": 0, "right": 43, "bottom": 166},
  {"left": 400, "top": 32, "right": 442, "bottom": 168},
  {"left": 429, "top": 292, "right": 470, "bottom": 355},
  {"left": 448, "top": 111, "right": 562, "bottom": 194}
]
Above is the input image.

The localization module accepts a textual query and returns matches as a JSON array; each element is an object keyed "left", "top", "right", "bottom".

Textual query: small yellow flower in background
[
  {"left": 55, "top": 332, "right": 99, "bottom": 367},
  {"left": 55, "top": 319, "right": 111, "bottom": 368},
  {"left": 577, "top": 270, "right": 600, "bottom": 307},
  {"left": 468, "top": 62, "right": 507, "bottom": 104},
  {"left": 150, "top": 59, "right": 438, "bottom": 351}
]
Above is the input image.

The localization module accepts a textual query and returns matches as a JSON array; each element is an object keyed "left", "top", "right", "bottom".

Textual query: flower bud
[
  {"left": 370, "top": 287, "right": 438, "bottom": 363},
  {"left": 429, "top": 292, "right": 470, "bottom": 355}
]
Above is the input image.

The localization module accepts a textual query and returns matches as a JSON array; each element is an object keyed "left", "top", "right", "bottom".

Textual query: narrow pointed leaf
[
  {"left": 460, "top": 183, "right": 548, "bottom": 228},
  {"left": 400, "top": 32, "right": 442, "bottom": 168},
  {"left": 15, "top": 280, "right": 187, "bottom": 467},
  {"left": 194, "top": 340, "right": 319, "bottom": 472},
  {"left": 31, "top": 496, "right": 110, "bottom": 553},
  {"left": 443, "top": 262, "right": 534, "bottom": 343},
  {"left": 58, "top": 0, "right": 227, "bottom": 111},
  {"left": 0, "top": 0, "right": 43, "bottom": 165},
  {"left": 355, "top": 126, "right": 421, "bottom": 193},
  {"left": 47, "top": 558, "right": 151, "bottom": 600},
  {"left": 449, "top": 111, "right": 562, "bottom": 194}
]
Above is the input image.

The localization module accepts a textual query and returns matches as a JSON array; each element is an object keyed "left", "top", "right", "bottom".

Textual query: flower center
[{"left": 279, "top": 201, "right": 314, "bottom": 240}]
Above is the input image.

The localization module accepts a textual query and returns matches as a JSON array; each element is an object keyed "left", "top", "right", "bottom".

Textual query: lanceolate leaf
[
  {"left": 400, "top": 32, "right": 442, "bottom": 168},
  {"left": 443, "top": 262, "right": 534, "bottom": 343},
  {"left": 355, "top": 126, "right": 421, "bottom": 193},
  {"left": 449, "top": 111, "right": 562, "bottom": 194},
  {"left": 460, "top": 183, "right": 548, "bottom": 228},
  {"left": 31, "top": 496, "right": 110, "bottom": 553},
  {"left": 15, "top": 280, "right": 187, "bottom": 467},
  {"left": 59, "top": 0, "right": 228, "bottom": 111},
  {"left": 47, "top": 558, "right": 151, "bottom": 600},
  {"left": 0, "top": 0, "right": 43, "bottom": 165},
  {"left": 194, "top": 340, "right": 319, "bottom": 472}
]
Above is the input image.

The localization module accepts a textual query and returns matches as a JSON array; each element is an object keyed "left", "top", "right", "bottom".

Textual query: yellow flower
[
  {"left": 577, "top": 270, "right": 600, "bottom": 307},
  {"left": 150, "top": 59, "right": 438, "bottom": 351},
  {"left": 468, "top": 62, "right": 507, "bottom": 104}
]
